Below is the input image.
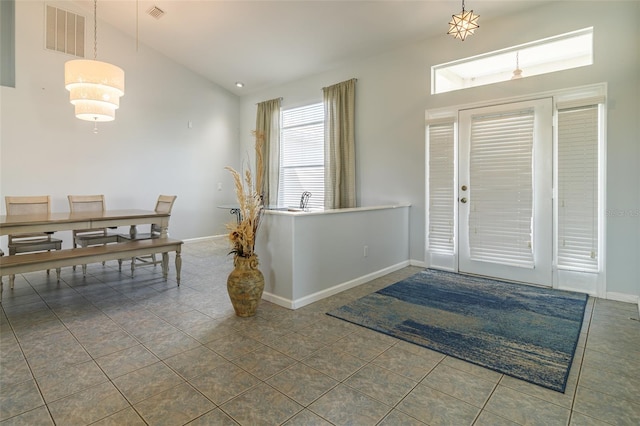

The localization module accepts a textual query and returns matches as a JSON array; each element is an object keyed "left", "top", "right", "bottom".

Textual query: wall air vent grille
[
  {"left": 45, "top": 5, "right": 85, "bottom": 57},
  {"left": 147, "top": 6, "right": 165, "bottom": 19}
]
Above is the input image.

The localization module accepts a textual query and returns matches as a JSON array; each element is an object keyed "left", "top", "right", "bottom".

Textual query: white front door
[{"left": 458, "top": 99, "right": 553, "bottom": 285}]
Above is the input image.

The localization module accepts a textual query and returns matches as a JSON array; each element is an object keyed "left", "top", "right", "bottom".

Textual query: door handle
[{"left": 460, "top": 197, "right": 468, "bottom": 204}]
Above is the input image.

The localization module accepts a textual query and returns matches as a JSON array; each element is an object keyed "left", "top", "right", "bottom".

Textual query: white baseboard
[
  {"left": 605, "top": 291, "right": 640, "bottom": 305},
  {"left": 183, "top": 234, "right": 226, "bottom": 243},
  {"left": 261, "top": 292, "right": 294, "bottom": 309},
  {"left": 410, "top": 259, "right": 427, "bottom": 268},
  {"left": 263, "top": 260, "right": 411, "bottom": 310}
]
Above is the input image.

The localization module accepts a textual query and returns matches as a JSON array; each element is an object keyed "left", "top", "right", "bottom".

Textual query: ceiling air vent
[{"left": 147, "top": 6, "right": 165, "bottom": 20}]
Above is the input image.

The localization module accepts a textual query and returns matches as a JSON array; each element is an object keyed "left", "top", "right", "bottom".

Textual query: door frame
[{"left": 425, "top": 84, "right": 607, "bottom": 297}]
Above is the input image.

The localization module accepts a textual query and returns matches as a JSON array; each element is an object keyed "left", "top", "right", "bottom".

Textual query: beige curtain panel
[
  {"left": 323, "top": 78, "right": 357, "bottom": 209},
  {"left": 255, "top": 97, "right": 282, "bottom": 207}
]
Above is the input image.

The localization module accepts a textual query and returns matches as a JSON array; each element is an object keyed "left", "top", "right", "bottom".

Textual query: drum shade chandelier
[
  {"left": 65, "top": 0, "right": 124, "bottom": 122},
  {"left": 447, "top": 0, "right": 480, "bottom": 41}
]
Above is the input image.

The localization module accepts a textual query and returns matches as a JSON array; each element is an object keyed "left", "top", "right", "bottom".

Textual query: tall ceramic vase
[{"left": 227, "top": 254, "right": 265, "bottom": 317}]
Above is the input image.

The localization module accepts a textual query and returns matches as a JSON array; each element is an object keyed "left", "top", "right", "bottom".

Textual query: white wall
[
  {"left": 1, "top": 0, "right": 241, "bottom": 249},
  {"left": 257, "top": 205, "right": 410, "bottom": 308},
  {"left": 238, "top": 1, "right": 640, "bottom": 298}
]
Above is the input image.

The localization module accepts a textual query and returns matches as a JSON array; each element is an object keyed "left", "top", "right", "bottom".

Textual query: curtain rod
[
  {"left": 322, "top": 78, "right": 357, "bottom": 90},
  {"left": 255, "top": 97, "right": 283, "bottom": 105}
]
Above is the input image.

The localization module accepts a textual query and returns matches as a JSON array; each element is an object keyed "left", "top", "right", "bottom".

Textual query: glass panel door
[{"left": 458, "top": 98, "right": 553, "bottom": 285}]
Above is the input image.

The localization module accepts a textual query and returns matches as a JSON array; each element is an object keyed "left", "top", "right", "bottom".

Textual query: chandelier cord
[
  {"left": 93, "top": 0, "right": 97, "bottom": 60},
  {"left": 136, "top": 0, "right": 139, "bottom": 52},
  {"left": 93, "top": 0, "right": 97, "bottom": 128}
]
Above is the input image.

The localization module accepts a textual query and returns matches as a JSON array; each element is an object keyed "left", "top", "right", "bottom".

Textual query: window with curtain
[
  {"left": 278, "top": 103, "right": 325, "bottom": 209},
  {"left": 255, "top": 98, "right": 281, "bottom": 207},
  {"left": 323, "top": 78, "right": 356, "bottom": 208},
  {"left": 557, "top": 103, "right": 600, "bottom": 271}
]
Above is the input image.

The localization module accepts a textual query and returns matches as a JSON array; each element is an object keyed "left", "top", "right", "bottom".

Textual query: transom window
[{"left": 432, "top": 27, "right": 593, "bottom": 94}]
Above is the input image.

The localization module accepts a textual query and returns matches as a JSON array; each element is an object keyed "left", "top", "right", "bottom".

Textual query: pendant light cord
[
  {"left": 93, "top": 0, "right": 99, "bottom": 129},
  {"left": 136, "top": 0, "right": 139, "bottom": 52},
  {"left": 93, "top": 0, "right": 97, "bottom": 60}
]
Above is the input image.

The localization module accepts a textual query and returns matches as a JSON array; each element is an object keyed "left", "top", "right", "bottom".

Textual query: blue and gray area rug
[{"left": 327, "top": 269, "right": 588, "bottom": 392}]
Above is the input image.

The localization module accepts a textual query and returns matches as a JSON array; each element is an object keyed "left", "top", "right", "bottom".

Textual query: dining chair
[
  {"left": 5, "top": 195, "right": 63, "bottom": 288},
  {"left": 67, "top": 194, "right": 119, "bottom": 276},
  {"left": 117, "top": 195, "right": 177, "bottom": 275}
]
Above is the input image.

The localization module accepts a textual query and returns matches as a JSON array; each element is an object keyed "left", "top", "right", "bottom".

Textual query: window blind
[
  {"left": 557, "top": 104, "right": 599, "bottom": 271},
  {"left": 468, "top": 109, "right": 535, "bottom": 267},
  {"left": 428, "top": 121, "right": 455, "bottom": 253},
  {"left": 279, "top": 103, "right": 325, "bottom": 209}
]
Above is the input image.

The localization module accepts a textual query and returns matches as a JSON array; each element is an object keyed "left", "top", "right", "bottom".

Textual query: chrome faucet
[{"left": 300, "top": 191, "right": 311, "bottom": 210}]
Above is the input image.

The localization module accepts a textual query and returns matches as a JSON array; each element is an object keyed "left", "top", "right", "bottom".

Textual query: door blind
[
  {"left": 557, "top": 104, "right": 599, "bottom": 271},
  {"left": 428, "top": 122, "right": 455, "bottom": 253},
  {"left": 468, "top": 109, "right": 535, "bottom": 267}
]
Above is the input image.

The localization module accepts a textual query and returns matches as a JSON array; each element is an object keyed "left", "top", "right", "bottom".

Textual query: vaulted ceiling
[{"left": 69, "top": 1, "right": 550, "bottom": 95}]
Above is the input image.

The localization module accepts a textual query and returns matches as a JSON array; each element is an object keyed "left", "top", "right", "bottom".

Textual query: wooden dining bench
[{"left": 0, "top": 238, "right": 183, "bottom": 289}]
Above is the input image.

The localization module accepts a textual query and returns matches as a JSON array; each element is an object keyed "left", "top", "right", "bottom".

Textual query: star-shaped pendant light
[{"left": 447, "top": 0, "right": 480, "bottom": 41}]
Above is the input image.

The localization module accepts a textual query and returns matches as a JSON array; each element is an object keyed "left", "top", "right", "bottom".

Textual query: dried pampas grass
[{"left": 225, "top": 131, "right": 265, "bottom": 258}]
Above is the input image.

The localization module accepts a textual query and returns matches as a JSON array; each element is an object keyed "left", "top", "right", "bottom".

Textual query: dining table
[
  {"left": 1, "top": 209, "right": 182, "bottom": 290},
  {"left": 0, "top": 209, "right": 170, "bottom": 238}
]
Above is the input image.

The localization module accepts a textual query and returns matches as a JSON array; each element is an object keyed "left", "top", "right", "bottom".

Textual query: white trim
[
  {"left": 425, "top": 83, "right": 607, "bottom": 119},
  {"left": 597, "top": 100, "right": 607, "bottom": 298},
  {"left": 410, "top": 259, "right": 427, "bottom": 268},
  {"left": 261, "top": 292, "right": 294, "bottom": 309},
  {"left": 605, "top": 292, "right": 640, "bottom": 305},
  {"left": 264, "top": 203, "right": 411, "bottom": 217},
  {"left": 263, "top": 261, "right": 410, "bottom": 310},
  {"left": 182, "top": 235, "right": 226, "bottom": 244}
]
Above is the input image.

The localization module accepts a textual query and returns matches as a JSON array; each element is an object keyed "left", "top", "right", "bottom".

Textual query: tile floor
[{"left": 1, "top": 239, "right": 639, "bottom": 425}]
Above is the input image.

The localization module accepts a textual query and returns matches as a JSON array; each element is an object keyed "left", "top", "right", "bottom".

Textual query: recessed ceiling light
[{"left": 235, "top": 82, "right": 244, "bottom": 88}]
